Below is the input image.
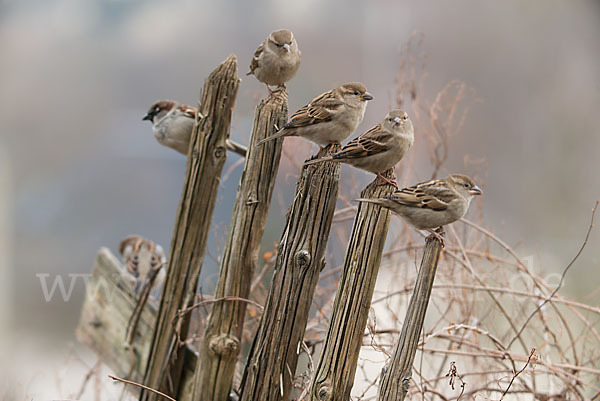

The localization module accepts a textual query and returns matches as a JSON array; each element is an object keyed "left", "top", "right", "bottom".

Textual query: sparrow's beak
[
  {"left": 361, "top": 92, "right": 374, "bottom": 101},
  {"left": 142, "top": 114, "right": 152, "bottom": 122},
  {"left": 283, "top": 43, "right": 291, "bottom": 52},
  {"left": 469, "top": 185, "right": 483, "bottom": 196}
]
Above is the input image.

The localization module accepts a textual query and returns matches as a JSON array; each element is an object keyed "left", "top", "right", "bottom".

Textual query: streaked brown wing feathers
[
  {"left": 388, "top": 179, "right": 454, "bottom": 211},
  {"left": 283, "top": 90, "right": 341, "bottom": 129}
]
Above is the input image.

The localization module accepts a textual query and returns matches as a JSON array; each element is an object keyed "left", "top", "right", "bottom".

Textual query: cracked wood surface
[
  {"left": 377, "top": 233, "right": 443, "bottom": 401},
  {"left": 193, "top": 92, "right": 288, "bottom": 401},
  {"left": 141, "top": 54, "right": 240, "bottom": 401},
  {"left": 238, "top": 144, "right": 342, "bottom": 401},
  {"left": 310, "top": 170, "right": 395, "bottom": 401}
]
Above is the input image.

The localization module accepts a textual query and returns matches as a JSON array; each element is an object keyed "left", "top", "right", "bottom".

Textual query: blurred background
[{"left": 0, "top": 0, "right": 599, "bottom": 398}]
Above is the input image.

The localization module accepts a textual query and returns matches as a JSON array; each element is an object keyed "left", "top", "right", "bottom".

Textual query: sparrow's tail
[
  {"left": 257, "top": 130, "right": 290, "bottom": 146},
  {"left": 355, "top": 198, "right": 390, "bottom": 209},
  {"left": 303, "top": 155, "right": 335, "bottom": 167}
]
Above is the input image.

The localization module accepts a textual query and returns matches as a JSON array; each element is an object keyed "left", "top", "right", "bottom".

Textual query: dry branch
[
  {"left": 141, "top": 55, "right": 240, "bottom": 401},
  {"left": 377, "top": 232, "right": 444, "bottom": 401},
  {"left": 310, "top": 171, "right": 395, "bottom": 401},
  {"left": 238, "top": 144, "right": 342, "bottom": 401},
  {"left": 192, "top": 92, "right": 288, "bottom": 401}
]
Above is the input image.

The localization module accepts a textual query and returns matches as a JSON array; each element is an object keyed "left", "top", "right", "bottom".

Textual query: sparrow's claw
[
  {"left": 266, "top": 84, "right": 276, "bottom": 96},
  {"left": 376, "top": 173, "right": 399, "bottom": 189},
  {"left": 426, "top": 227, "right": 445, "bottom": 247}
]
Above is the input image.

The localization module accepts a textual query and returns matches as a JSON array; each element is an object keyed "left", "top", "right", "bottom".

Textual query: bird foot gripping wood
[
  {"left": 426, "top": 227, "right": 446, "bottom": 247},
  {"left": 376, "top": 172, "right": 399, "bottom": 189},
  {"left": 267, "top": 84, "right": 286, "bottom": 97}
]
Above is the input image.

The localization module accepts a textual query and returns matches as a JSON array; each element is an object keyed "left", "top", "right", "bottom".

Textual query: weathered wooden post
[
  {"left": 76, "top": 248, "right": 199, "bottom": 398},
  {"left": 192, "top": 92, "right": 288, "bottom": 401},
  {"left": 238, "top": 145, "right": 342, "bottom": 401},
  {"left": 377, "top": 233, "right": 444, "bottom": 401},
  {"left": 140, "top": 55, "right": 240, "bottom": 401},
  {"left": 310, "top": 171, "right": 395, "bottom": 401}
]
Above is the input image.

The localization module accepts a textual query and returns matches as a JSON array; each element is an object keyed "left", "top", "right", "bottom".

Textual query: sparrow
[
  {"left": 257, "top": 82, "right": 373, "bottom": 147},
  {"left": 120, "top": 235, "right": 168, "bottom": 347},
  {"left": 357, "top": 174, "right": 482, "bottom": 245},
  {"left": 304, "top": 110, "right": 414, "bottom": 188},
  {"left": 247, "top": 29, "right": 301, "bottom": 93},
  {"left": 119, "top": 234, "right": 166, "bottom": 295},
  {"left": 143, "top": 100, "right": 247, "bottom": 157}
]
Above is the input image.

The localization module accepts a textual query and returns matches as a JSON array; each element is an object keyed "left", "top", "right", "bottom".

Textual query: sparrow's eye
[
  {"left": 402, "top": 115, "right": 408, "bottom": 120},
  {"left": 463, "top": 183, "right": 470, "bottom": 189},
  {"left": 388, "top": 118, "right": 393, "bottom": 122},
  {"left": 353, "top": 91, "right": 360, "bottom": 95}
]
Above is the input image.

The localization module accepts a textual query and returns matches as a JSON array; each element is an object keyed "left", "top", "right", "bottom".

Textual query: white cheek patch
[
  {"left": 156, "top": 245, "right": 167, "bottom": 264},
  {"left": 123, "top": 245, "right": 133, "bottom": 256}
]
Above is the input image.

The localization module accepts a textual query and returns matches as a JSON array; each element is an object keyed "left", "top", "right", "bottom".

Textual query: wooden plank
[
  {"left": 75, "top": 248, "right": 198, "bottom": 399},
  {"left": 141, "top": 54, "right": 241, "bottom": 401},
  {"left": 310, "top": 171, "right": 395, "bottom": 401},
  {"left": 238, "top": 144, "right": 342, "bottom": 401},
  {"left": 377, "top": 233, "right": 444, "bottom": 401},
  {"left": 193, "top": 92, "right": 288, "bottom": 401}
]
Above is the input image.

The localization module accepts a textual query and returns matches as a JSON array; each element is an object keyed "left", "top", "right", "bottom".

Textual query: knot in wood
[
  {"left": 294, "top": 250, "right": 311, "bottom": 268},
  {"left": 214, "top": 146, "right": 226, "bottom": 159},
  {"left": 208, "top": 334, "right": 239, "bottom": 357},
  {"left": 316, "top": 382, "right": 332, "bottom": 401}
]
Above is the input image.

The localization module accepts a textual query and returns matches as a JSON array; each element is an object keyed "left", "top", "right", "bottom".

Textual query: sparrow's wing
[
  {"left": 178, "top": 105, "right": 197, "bottom": 120},
  {"left": 388, "top": 179, "right": 456, "bottom": 211},
  {"left": 333, "top": 124, "right": 392, "bottom": 160},
  {"left": 247, "top": 42, "right": 264, "bottom": 75},
  {"left": 282, "top": 90, "right": 343, "bottom": 130}
]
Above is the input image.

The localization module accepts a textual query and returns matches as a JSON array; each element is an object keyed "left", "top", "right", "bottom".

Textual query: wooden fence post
[
  {"left": 238, "top": 145, "right": 342, "bottom": 401},
  {"left": 192, "top": 92, "right": 288, "bottom": 401},
  {"left": 140, "top": 55, "right": 240, "bottom": 401},
  {"left": 377, "top": 233, "right": 444, "bottom": 401},
  {"left": 310, "top": 171, "right": 395, "bottom": 401}
]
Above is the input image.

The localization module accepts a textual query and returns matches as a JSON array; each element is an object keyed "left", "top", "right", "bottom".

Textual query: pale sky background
[{"left": 0, "top": 0, "right": 599, "bottom": 398}]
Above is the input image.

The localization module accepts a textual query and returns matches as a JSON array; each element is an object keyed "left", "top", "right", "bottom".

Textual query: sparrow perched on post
[
  {"left": 143, "top": 100, "right": 247, "bottom": 157},
  {"left": 357, "top": 174, "right": 482, "bottom": 245},
  {"left": 119, "top": 234, "right": 166, "bottom": 295},
  {"left": 304, "top": 110, "right": 414, "bottom": 188},
  {"left": 257, "top": 82, "right": 373, "bottom": 148},
  {"left": 247, "top": 29, "right": 301, "bottom": 93}
]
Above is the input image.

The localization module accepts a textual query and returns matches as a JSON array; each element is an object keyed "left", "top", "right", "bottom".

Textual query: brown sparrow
[
  {"left": 143, "top": 100, "right": 247, "bottom": 157},
  {"left": 258, "top": 82, "right": 373, "bottom": 147},
  {"left": 119, "top": 234, "right": 166, "bottom": 295},
  {"left": 247, "top": 29, "right": 301, "bottom": 92},
  {"left": 304, "top": 110, "right": 413, "bottom": 187},
  {"left": 357, "top": 174, "right": 482, "bottom": 244}
]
